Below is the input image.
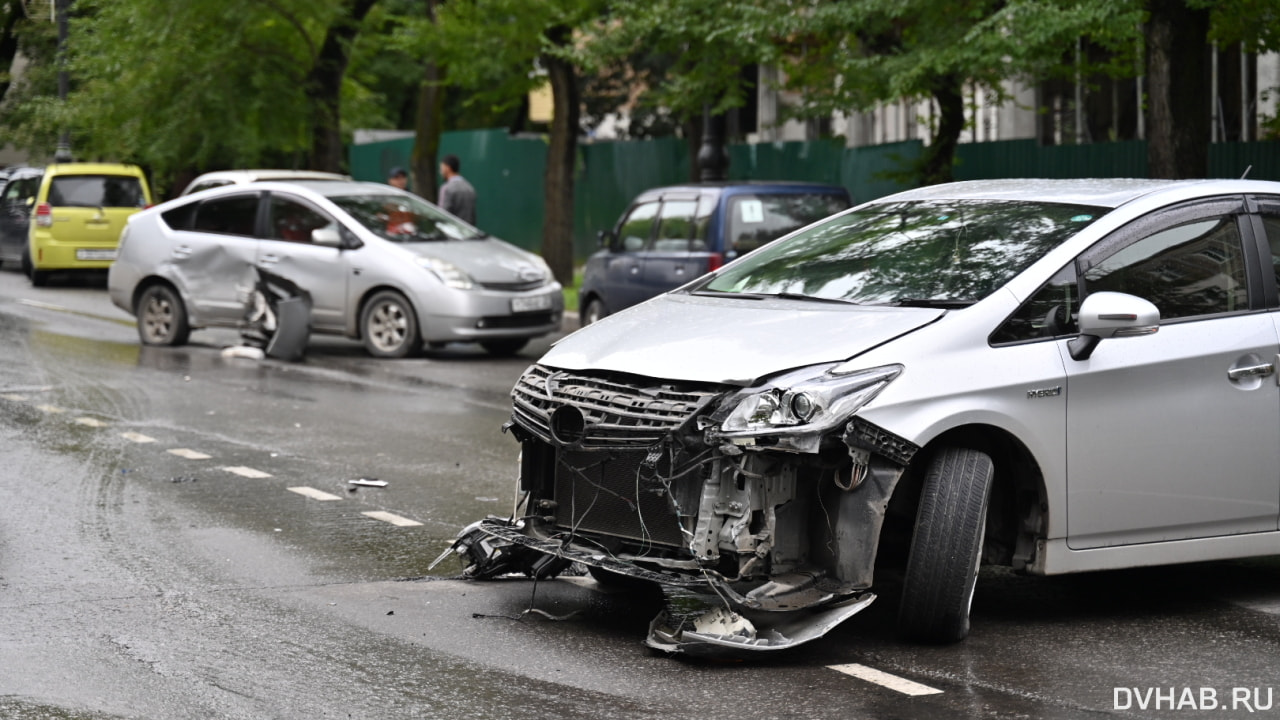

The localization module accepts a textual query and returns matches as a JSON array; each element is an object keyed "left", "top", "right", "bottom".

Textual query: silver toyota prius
[
  {"left": 108, "top": 181, "right": 563, "bottom": 357},
  {"left": 441, "top": 177, "right": 1280, "bottom": 655}
]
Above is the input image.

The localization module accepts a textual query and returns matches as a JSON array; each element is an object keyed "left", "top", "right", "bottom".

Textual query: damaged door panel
[{"left": 435, "top": 364, "right": 919, "bottom": 655}]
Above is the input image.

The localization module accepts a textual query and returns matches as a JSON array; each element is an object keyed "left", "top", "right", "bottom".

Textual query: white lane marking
[
  {"left": 35, "top": 404, "right": 65, "bottom": 414},
  {"left": 288, "top": 486, "right": 342, "bottom": 501},
  {"left": 1, "top": 393, "right": 29, "bottom": 402},
  {"left": 74, "top": 417, "right": 108, "bottom": 427},
  {"left": 362, "top": 511, "right": 423, "bottom": 527},
  {"left": 827, "top": 664, "right": 943, "bottom": 696},
  {"left": 121, "top": 432, "right": 157, "bottom": 443},
  {"left": 222, "top": 466, "right": 272, "bottom": 479},
  {"left": 168, "top": 448, "right": 212, "bottom": 460}
]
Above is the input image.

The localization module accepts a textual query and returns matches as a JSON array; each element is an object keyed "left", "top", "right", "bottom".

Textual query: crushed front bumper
[{"left": 432, "top": 517, "right": 877, "bottom": 655}]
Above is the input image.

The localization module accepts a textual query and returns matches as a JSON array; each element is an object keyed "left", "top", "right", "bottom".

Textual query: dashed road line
[
  {"left": 168, "top": 448, "right": 212, "bottom": 460},
  {"left": 288, "top": 486, "right": 342, "bottom": 501},
  {"left": 362, "top": 511, "right": 422, "bottom": 527},
  {"left": 222, "top": 466, "right": 272, "bottom": 478},
  {"left": 827, "top": 664, "right": 943, "bottom": 696},
  {"left": 35, "top": 404, "right": 65, "bottom": 414},
  {"left": 121, "top": 431, "right": 157, "bottom": 443},
  {"left": 74, "top": 417, "right": 109, "bottom": 427}
]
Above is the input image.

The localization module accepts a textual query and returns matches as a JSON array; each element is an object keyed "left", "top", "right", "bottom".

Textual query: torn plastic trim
[{"left": 646, "top": 590, "right": 876, "bottom": 656}]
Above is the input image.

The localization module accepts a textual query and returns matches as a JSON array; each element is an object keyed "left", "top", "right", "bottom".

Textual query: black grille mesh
[{"left": 553, "top": 449, "right": 689, "bottom": 547}]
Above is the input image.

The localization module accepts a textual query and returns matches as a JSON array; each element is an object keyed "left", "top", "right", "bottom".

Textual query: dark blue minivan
[{"left": 579, "top": 181, "right": 851, "bottom": 325}]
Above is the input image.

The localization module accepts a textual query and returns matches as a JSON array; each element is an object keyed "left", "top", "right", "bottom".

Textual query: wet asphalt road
[{"left": 4, "top": 269, "right": 1280, "bottom": 719}]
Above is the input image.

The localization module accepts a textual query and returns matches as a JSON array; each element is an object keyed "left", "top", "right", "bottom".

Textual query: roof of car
[
  {"left": 879, "top": 178, "right": 1280, "bottom": 209},
  {"left": 632, "top": 180, "right": 850, "bottom": 201},
  {"left": 43, "top": 162, "right": 145, "bottom": 176},
  {"left": 181, "top": 169, "right": 352, "bottom": 195}
]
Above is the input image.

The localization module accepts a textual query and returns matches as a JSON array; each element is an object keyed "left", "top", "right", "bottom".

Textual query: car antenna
[{"left": 1241, "top": 165, "right": 1253, "bottom": 179}]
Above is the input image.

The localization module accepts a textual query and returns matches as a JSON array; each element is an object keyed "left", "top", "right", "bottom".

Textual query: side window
[
  {"left": 192, "top": 194, "right": 260, "bottom": 238},
  {"left": 692, "top": 194, "right": 715, "bottom": 251},
  {"left": 615, "top": 202, "right": 659, "bottom": 252},
  {"left": 268, "top": 195, "right": 334, "bottom": 243},
  {"left": 1083, "top": 214, "right": 1248, "bottom": 321},
  {"left": 652, "top": 199, "right": 697, "bottom": 251},
  {"left": 161, "top": 203, "right": 197, "bottom": 230},
  {"left": 1261, "top": 212, "right": 1280, "bottom": 290},
  {"left": 991, "top": 265, "right": 1080, "bottom": 344}
]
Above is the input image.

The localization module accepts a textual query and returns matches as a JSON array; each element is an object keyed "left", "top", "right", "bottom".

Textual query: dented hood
[{"left": 544, "top": 293, "right": 945, "bottom": 385}]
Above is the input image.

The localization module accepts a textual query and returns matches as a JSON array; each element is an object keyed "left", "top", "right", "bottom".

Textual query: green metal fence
[{"left": 349, "top": 130, "right": 1280, "bottom": 259}]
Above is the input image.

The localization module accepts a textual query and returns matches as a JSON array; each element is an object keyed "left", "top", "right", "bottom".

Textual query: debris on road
[{"left": 347, "top": 478, "right": 388, "bottom": 488}]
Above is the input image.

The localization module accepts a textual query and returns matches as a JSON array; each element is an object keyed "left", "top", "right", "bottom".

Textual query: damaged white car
[{"left": 438, "top": 178, "right": 1280, "bottom": 655}]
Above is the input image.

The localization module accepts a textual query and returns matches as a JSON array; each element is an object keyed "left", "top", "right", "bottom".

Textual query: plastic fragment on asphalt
[
  {"left": 121, "top": 432, "right": 156, "bottom": 443},
  {"left": 221, "top": 345, "right": 266, "bottom": 360},
  {"left": 288, "top": 486, "right": 343, "bottom": 501},
  {"left": 348, "top": 478, "right": 387, "bottom": 488},
  {"left": 222, "top": 466, "right": 272, "bottom": 478},
  {"left": 168, "top": 448, "right": 212, "bottom": 460},
  {"left": 0, "top": 394, "right": 29, "bottom": 402},
  {"left": 35, "top": 404, "right": 64, "bottom": 413},
  {"left": 74, "top": 417, "right": 108, "bottom": 427},
  {"left": 362, "top": 511, "right": 422, "bottom": 527}
]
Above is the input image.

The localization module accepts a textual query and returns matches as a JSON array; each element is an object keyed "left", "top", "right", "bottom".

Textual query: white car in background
[
  {"left": 181, "top": 169, "right": 351, "bottom": 196},
  {"left": 108, "top": 180, "right": 562, "bottom": 357}
]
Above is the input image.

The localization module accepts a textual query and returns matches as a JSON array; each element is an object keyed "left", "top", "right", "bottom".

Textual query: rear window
[
  {"left": 49, "top": 175, "right": 146, "bottom": 208},
  {"left": 726, "top": 193, "right": 850, "bottom": 255}
]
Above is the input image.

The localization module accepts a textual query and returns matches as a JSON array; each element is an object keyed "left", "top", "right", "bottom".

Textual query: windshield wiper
[
  {"left": 887, "top": 298, "right": 975, "bottom": 308},
  {"left": 768, "top": 292, "right": 859, "bottom": 305},
  {"left": 690, "top": 289, "right": 767, "bottom": 300}
]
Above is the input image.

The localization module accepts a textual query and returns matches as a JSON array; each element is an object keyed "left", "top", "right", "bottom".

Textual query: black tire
[
  {"left": 360, "top": 290, "right": 419, "bottom": 358},
  {"left": 898, "top": 446, "right": 994, "bottom": 644},
  {"left": 135, "top": 284, "right": 191, "bottom": 346},
  {"left": 480, "top": 338, "right": 528, "bottom": 357},
  {"left": 580, "top": 297, "right": 607, "bottom": 327}
]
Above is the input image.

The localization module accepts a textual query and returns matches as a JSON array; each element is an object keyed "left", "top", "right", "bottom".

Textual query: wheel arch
[{"left": 880, "top": 423, "right": 1047, "bottom": 574}]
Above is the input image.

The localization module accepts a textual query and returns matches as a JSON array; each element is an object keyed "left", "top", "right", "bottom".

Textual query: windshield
[
  {"left": 328, "top": 193, "right": 483, "bottom": 243},
  {"left": 699, "top": 199, "right": 1105, "bottom": 305}
]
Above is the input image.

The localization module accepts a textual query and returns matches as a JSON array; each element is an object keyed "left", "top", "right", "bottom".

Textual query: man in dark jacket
[{"left": 438, "top": 154, "right": 476, "bottom": 224}]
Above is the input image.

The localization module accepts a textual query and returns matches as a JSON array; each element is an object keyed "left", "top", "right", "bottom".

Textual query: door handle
[
  {"left": 172, "top": 245, "right": 191, "bottom": 258},
  {"left": 260, "top": 254, "right": 280, "bottom": 264},
  {"left": 1228, "top": 363, "right": 1275, "bottom": 381}
]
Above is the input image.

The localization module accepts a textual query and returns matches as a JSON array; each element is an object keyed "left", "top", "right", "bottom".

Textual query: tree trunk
[
  {"left": 0, "top": 0, "right": 27, "bottom": 105},
  {"left": 919, "top": 75, "right": 964, "bottom": 186},
  {"left": 306, "top": 0, "right": 378, "bottom": 172},
  {"left": 1146, "top": 0, "right": 1210, "bottom": 179},
  {"left": 410, "top": 0, "right": 443, "bottom": 201},
  {"left": 540, "top": 24, "right": 578, "bottom": 286}
]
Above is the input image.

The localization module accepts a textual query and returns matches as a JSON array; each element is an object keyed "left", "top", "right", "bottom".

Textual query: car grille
[
  {"left": 480, "top": 279, "right": 546, "bottom": 292},
  {"left": 478, "top": 312, "right": 557, "bottom": 329},
  {"left": 553, "top": 449, "right": 693, "bottom": 547},
  {"left": 511, "top": 364, "right": 724, "bottom": 447}
]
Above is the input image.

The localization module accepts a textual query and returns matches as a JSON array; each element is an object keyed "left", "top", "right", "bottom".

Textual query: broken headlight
[{"left": 719, "top": 364, "right": 902, "bottom": 438}]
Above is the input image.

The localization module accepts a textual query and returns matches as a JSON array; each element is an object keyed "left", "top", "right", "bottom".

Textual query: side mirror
[
  {"left": 597, "top": 229, "right": 615, "bottom": 249},
  {"left": 312, "top": 226, "right": 343, "bottom": 248},
  {"left": 1068, "top": 291, "right": 1160, "bottom": 361}
]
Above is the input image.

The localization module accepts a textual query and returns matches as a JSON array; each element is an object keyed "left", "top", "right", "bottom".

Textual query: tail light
[
  {"left": 35, "top": 203, "right": 52, "bottom": 227},
  {"left": 707, "top": 252, "right": 724, "bottom": 272}
]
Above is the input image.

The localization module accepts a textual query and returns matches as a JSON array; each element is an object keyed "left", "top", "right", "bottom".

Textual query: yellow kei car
[{"left": 26, "top": 163, "right": 152, "bottom": 286}]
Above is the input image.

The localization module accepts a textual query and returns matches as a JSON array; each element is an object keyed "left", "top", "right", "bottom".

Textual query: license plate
[
  {"left": 76, "top": 248, "right": 117, "bottom": 261},
  {"left": 511, "top": 293, "right": 552, "bottom": 313}
]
